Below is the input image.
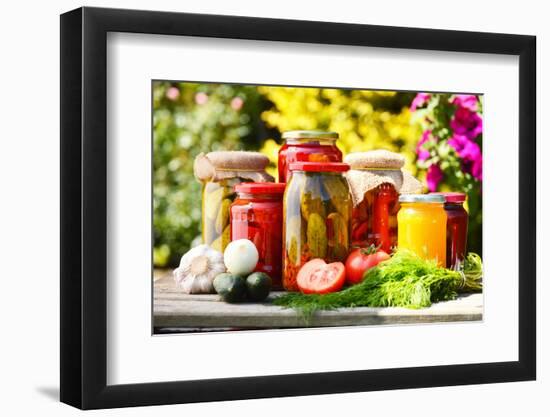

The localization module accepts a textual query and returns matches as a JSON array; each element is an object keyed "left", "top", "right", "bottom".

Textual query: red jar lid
[
  {"left": 431, "top": 192, "right": 466, "bottom": 203},
  {"left": 288, "top": 162, "right": 350, "bottom": 172},
  {"left": 234, "top": 182, "right": 287, "bottom": 194}
]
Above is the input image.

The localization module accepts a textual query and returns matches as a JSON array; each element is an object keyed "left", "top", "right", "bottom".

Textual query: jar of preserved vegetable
[
  {"left": 432, "top": 192, "right": 469, "bottom": 270},
  {"left": 397, "top": 194, "right": 447, "bottom": 266},
  {"left": 344, "top": 150, "right": 423, "bottom": 253},
  {"left": 282, "top": 161, "right": 351, "bottom": 291},
  {"left": 278, "top": 130, "right": 342, "bottom": 183},
  {"left": 193, "top": 151, "right": 274, "bottom": 252},
  {"left": 231, "top": 183, "right": 286, "bottom": 288}
]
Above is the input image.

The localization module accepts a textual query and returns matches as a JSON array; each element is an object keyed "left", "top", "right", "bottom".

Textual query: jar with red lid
[
  {"left": 230, "top": 182, "right": 286, "bottom": 288},
  {"left": 278, "top": 130, "right": 342, "bottom": 183},
  {"left": 282, "top": 161, "right": 351, "bottom": 291},
  {"left": 432, "top": 192, "right": 469, "bottom": 269}
]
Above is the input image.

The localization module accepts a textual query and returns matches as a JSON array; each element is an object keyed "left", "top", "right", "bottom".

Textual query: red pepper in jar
[
  {"left": 351, "top": 184, "right": 399, "bottom": 253},
  {"left": 231, "top": 183, "right": 286, "bottom": 288},
  {"left": 278, "top": 131, "right": 342, "bottom": 183},
  {"left": 344, "top": 150, "right": 423, "bottom": 254}
]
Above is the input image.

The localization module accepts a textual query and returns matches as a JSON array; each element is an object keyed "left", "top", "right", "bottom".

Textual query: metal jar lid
[
  {"left": 282, "top": 130, "right": 339, "bottom": 141},
  {"left": 398, "top": 194, "right": 445, "bottom": 203}
]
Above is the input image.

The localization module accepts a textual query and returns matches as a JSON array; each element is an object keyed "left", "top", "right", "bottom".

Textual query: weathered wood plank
[{"left": 153, "top": 271, "right": 483, "bottom": 329}]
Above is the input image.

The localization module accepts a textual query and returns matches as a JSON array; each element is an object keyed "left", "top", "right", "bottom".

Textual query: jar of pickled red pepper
[
  {"left": 397, "top": 194, "right": 447, "bottom": 267},
  {"left": 278, "top": 131, "right": 342, "bottom": 183},
  {"left": 432, "top": 192, "right": 469, "bottom": 270},
  {"left": 282, "top": 162, "right": 351, "bottom": 291},
  {"left": 344, "top": 150, "right": 423, "bottom": 253},
  {"left": 231, "top": 183, "right": 286, "bottom": 288},
  {"left": 193, "top": 151, "right": 274, "bottom": 252}
]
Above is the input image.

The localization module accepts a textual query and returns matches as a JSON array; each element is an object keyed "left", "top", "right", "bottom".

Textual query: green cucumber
[
  {"left": 246, "top": 272, "right": 272, "bottom": 302},
  {"left": 213, "top": 273, "right": 247, "bottom": 303}
]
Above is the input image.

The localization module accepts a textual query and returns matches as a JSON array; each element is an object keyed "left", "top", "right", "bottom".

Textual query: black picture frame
[{"left": 60, "top": 6, "right": 536, "bottom": 410}]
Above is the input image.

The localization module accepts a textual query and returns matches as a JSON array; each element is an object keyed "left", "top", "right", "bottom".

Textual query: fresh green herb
[
  {"left": 274, "top": 250, "right": 483, "bottom": 320},
  {"left": 460, "top": 252, "right": 483, "bottom": 292}
]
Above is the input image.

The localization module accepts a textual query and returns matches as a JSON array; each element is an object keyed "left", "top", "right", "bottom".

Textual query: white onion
[{"left": 224, "top": 239, "right": 259, "bottom": 275}]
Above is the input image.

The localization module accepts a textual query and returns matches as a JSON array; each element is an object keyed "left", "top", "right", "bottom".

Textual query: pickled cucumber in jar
[
  {"left": 194, "top": 151, "right": 275, "bottom": 253},
  {"left": 282, "top": 162, "right": 351, "bottom": 292}
]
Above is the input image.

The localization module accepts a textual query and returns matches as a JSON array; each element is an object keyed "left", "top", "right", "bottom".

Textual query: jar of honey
[
  {"left": 231, "top": 183, "right": 286, "bottom": 288},
  {"left": 397, "top": 194, "right": 447, "bottom": 266}
]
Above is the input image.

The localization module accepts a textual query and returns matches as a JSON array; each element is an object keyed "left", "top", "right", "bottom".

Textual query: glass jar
[
  {"left": 282, "top": 162, "right": 351, "bottom": 291},
  {"left": 433, "top": 192, "right": 469, "bottom": 269},
  {"left": 231, "top": 183, "right": 286, "bottom": 288},
  {"left": 397, "top": 194, "right": 447, "bottom": 267},
  {"left": 195, "top": 151, "right": 274, "bottom": 253},
  {"left": 344, "top": 150, "right": 423, "bottom": 253},
  {"left": 351, "top": 183, "right": 399, "bottom": 252},
  {"left": 202, "top": 178, "right": 246, "bottom": 252},
  {"left": 278, "top": 131, "right": 342, "bottom": 183}
]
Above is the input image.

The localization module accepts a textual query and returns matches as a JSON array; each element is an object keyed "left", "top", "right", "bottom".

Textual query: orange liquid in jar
[{"left": 397, "top": 201, "right": 447, "bottom": 267}]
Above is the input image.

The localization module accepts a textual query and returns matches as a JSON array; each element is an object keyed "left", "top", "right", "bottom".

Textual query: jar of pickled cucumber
[
  {"left": 193, "top": 151, "right": 274, "bottom": 252},
  {"left": 344, "top": 150, "right": 423, "bottom": 253},
  {"left": 282, "top": 161, "right": 351, "bottom": 291}
]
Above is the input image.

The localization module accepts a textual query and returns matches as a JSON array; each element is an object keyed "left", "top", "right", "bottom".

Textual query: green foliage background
[
  {"left": 153, "top": 82, "right": 266, "bottom": 266},
  {"left": 153, "top": 82, "right": 480, "bottom": 267}
]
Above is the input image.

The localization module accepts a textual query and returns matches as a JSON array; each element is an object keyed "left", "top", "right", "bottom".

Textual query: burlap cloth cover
[
  {"left": 194, "top": 151, "right": 275, "bottom": 183},
  {"left": 344, "top": 150, "right": 424, "bottom": 207}
]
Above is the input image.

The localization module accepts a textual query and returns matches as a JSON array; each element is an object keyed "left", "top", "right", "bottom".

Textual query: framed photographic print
[{"left": 60, "top": 6, "right": 536, "bottom": 409}]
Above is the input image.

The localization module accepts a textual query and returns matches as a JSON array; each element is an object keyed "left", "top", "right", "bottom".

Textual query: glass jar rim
[
  {"left": 399, "top": 194, "right": 445, "bottom": 203},
  {"left": 282, "top": 130, "right": 339, "bottom": 141}
]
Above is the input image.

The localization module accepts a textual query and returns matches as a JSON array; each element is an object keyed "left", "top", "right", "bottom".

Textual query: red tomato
[
  {"left": 296, "top": 259, "right": 346, "bottom": 294},
  {"left": 345, "top": 246, "right": 390, "bottom": 285}
]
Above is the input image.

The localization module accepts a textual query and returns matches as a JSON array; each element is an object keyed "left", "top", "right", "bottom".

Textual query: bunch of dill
[{"left": 274, "top": 250, "right": 469, "bottom": 319}]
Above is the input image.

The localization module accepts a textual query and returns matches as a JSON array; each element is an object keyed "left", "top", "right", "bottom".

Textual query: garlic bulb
[{"left": 173, "top": 245, "right": 226, "bottom": 294}]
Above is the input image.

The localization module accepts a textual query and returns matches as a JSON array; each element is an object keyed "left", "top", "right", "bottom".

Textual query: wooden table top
[{"left": 153, "top": 272, "right": 483, "bottom": 330}]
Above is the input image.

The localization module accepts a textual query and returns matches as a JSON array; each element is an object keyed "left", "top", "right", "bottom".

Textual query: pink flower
[
  {"left": 230, "top": 97, "right": 244, "bottom": 111},
  {"left": 452, "top": 94, "right": 478, "bottom": 112},
  {"left": 166, "top": 87, "right": 180, "bottom": 101},
  {"left": 416, "top": 130, "right": 433, "bottom": 161},
  {"left": 195, "top": 92, "right": 208, "bottom": 105},
  {"left": 426, "top": 164, "right": 444, "bottom": 192},
  {"left": 448, "top": 134, "right": 483, "bottom": 181},
  {"left": 471, "top": 158, "right": 482, "bottom": 181},
  {"left": 450, "top": 107, "right": 482, "bottom": 140},
  {"left": 410, "top": 93, "right": 431, "bottom": 112}
]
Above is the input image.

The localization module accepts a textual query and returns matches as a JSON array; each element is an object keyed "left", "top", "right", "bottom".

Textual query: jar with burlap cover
[
  {"left": 344, "top": 150, "right": 424, "bottom": 252},
  {"left": 194, "top": 151, "right": 274, "bottom": 252}
]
